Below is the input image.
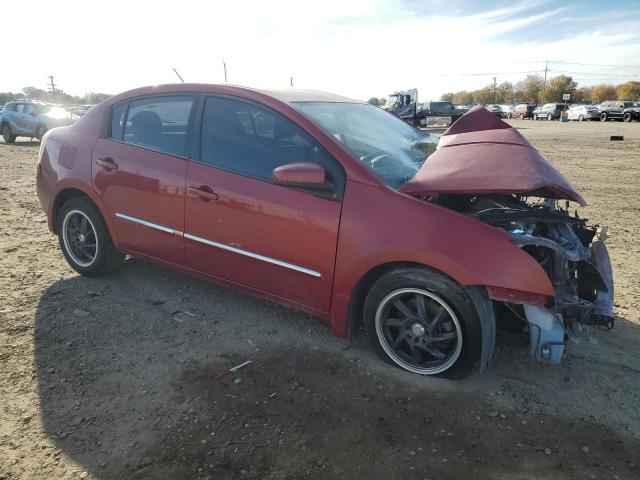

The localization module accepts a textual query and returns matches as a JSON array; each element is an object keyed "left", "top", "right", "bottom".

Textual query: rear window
[{"left": 122, "top": 96, "right": 194, "bottom": 157}]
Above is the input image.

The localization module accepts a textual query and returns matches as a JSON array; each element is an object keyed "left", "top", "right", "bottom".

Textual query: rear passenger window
[
  {"left": 122, "top": 96, "right": 194, "bottom": 157},
  {"left": 109, "top": 103, "right": 127, "bottom": 140},
  {"left": 200, "top": 97, "right": 339, "bottom": 183}
]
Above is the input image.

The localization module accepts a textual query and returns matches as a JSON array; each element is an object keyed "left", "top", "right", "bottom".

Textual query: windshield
[
  {"left": 384, "top": 95, "right": 401, "bottom": 109},
  {"left": 295, "top": 102, "right": 438, "bottom": 189}
]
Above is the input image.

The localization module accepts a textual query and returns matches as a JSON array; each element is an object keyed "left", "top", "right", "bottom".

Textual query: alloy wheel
[
  {"left": 375, "top": 288, "right": 462, "bottom": 375},
  {"left": 62, "top": 210, "right": 98, "bottom": 267}
]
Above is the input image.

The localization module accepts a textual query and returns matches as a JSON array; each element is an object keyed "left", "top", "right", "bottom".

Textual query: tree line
[
  {"left": 440, "top": 75, "right": 640, "bottom": 105},
  {"left": 367, "top": 76, "right": 640, "bottom": 106},
  {"left": 0, "top": 86, "right": 112, "bottom": 107}
]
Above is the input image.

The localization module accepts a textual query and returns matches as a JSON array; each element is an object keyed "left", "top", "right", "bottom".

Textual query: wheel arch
[
  {"left": 346, "top": 261, "right": 497, "bottom": 374},
  {"left": 345, "top": 261, "right": 461, "bottom": 337},
  {"left": 51, "top": 186, "right": 116, "bottom": 247}
]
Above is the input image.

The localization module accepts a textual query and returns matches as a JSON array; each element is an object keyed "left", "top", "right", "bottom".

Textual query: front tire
[
  {"left": 2, "top": 124, "right": 15, "bottom": 143},
  {"left": 363, "top": 268, "right": 482, "bottom": 379},
  {"left": 533, "top": 114, "right": 538, "bottom": 120},
  {"left": 578, "top": 114, "right": 584, "bottom": 122},
  {"left": 600, "top": 112, "right": 608, "bottom": 122},
  {"left": 57, "top": 196, "right": 124, "bottom": 276},
  {"left": 547, "top": 113, "right": 552, "bottom": 121},
  {"left": 623, "top": 112, "right": 632, "bottom": 122}
]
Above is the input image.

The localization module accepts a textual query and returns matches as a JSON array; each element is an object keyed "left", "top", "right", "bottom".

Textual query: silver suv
[{"left": 1, "top": 100, "right": 76, "bottom": 143}]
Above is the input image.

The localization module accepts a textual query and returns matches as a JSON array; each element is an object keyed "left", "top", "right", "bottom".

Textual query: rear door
[
  {"left": 92, "top": 95, "right": 196, "bottom": 265},
  {"left": 184, "top": 95, "right": 344, "bottom": 311},
  {"left": 613, "top": 102, "right": 625, "bottom": 118}
]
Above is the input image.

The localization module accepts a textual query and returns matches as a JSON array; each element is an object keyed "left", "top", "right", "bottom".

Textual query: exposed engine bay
[{"left": 435, "top": 193, "right": 614, "bottom": 364}]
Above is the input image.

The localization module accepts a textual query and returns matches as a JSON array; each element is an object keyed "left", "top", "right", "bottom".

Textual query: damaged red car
[{"left": 36, "top": 85, "right": 614, "bottom": 378}]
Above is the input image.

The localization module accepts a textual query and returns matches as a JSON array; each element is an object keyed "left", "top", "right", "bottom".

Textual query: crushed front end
[
  {"left": 399, "top": 106, "right": 615, "bottom": 365},
  {"left": 437, "top": 194, "right": 614, "bottom": 364}
]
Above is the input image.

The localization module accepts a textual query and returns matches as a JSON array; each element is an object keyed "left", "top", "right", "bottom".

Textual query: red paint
[
  {"left": 36, "top": 84, "right": 564, "bottom": 340},
  {"left": 401, "top": 106, "right": 587, "bottom": 206},
  {"left": 486, "top": 285, "right": 548, "bottom": 308}
]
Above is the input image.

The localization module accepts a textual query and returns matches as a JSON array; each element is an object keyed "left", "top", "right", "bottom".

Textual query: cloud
[{"left": 3, "top": 0, "right": 639, "bottom": 101}]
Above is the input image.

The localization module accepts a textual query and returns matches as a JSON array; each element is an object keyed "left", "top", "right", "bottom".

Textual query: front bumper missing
[{"left": 521, "top": 227, "right": 614, "bottom": 365}]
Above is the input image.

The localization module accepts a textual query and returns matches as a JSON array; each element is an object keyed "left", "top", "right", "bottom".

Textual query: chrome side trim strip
[
  {"left": 115, "top": 212, "right": 182, "bottom": 236},
  {"left": 183, "top": 233, "right": 322, "bottom": 278}
]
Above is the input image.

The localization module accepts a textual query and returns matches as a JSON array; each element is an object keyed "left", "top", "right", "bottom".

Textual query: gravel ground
[{"left": 1, "top": 119, "right": 640, "bottom": 480}]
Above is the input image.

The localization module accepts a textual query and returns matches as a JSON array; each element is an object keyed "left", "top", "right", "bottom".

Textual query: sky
[{"left": 5, "top": 0, "right": 640, "bottom": 101}]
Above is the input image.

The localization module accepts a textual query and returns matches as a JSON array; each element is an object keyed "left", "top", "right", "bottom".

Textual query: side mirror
[{"left": 273, "top": 162, "right": 332, "bottom": 191}]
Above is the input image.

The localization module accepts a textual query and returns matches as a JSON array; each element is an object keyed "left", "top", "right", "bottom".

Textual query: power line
[
  {"left": 547, "top": 60, "right": 640, "bottom": 69},
  {"left": 513, "top": 60, "right": 640, "bottom": 69},
  {"left": 457, "top": 69, "right": 545, "bottom": 76}
]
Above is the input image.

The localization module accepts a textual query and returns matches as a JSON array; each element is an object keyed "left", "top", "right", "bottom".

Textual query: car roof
[
  {"left": 256, "top": 87, "right": 362, "bottom": 104},
  {"left": 107, "top": 83, "right": 364, "bottom": 105}
]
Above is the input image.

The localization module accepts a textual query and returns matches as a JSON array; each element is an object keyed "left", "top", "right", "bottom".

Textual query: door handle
[
  {"left": 95, "top": 157, "right": 118, "bottom": 170},
  {"left": 189, "top": 185, "right": 219, "bottom": 202}
]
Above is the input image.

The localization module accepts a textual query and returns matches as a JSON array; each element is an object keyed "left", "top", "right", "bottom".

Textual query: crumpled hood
[{"left": 400, "top": 106, "right": 587, "bottom": 206}]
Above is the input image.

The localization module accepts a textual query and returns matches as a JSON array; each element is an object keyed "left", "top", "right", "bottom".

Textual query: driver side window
[{"left": 199, "top": 96, "right": 342, "bottom": 186}]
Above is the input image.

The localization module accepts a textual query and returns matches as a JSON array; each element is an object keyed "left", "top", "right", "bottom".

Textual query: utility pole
[
  {"left": 290, "top": 77, "right": 294, "bottom": 87},
  {"left": 493, "top": 76, "right": 497, "bottom": 104},
  {"left": 48, "top": 75, "right": 56, "bottom": 95},
  {"left": 543, "top": 60, "right": 549, "bottom": 88},
  {"left": 223, "top": 59, "right": 227, "bottom": 82}
]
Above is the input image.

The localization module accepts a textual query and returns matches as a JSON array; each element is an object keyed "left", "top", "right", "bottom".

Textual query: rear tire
[
  {"left": 578, "top": 114, "right": 584, "bottom": 122},
  {"left": 363, "top": 267, "right": 482, "bottom": 379},
  {"left": 623, "top": 112, "right": 631, "bottom": 123},
  {"left": 2, "top": 124, "right": 15, "bottom": 144},
  {"left": 57, "top": 196, "right": 124, "bottom": 276}
]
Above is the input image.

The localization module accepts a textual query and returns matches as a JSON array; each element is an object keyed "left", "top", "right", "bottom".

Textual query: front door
[
  {"left": 92, "top": 95, "right": 196, "bottom": 265},
  {"left": 184, "top": 96, "right": 344, "bottom": 312},
  {"left": 12, "top": 104, "right": 31, "bottom": 134}
]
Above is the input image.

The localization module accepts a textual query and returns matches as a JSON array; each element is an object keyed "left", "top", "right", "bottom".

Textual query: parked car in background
[
  {"left": 567, "top": 104, "right": 600, "bottom": 121},
  {"left": 484, "top": 105, "right": 503, "bottom": 117},
  {"left": 511, "top": 103, "right": 536, "bottom": 119},
  {"left": 622, "top": 102, "right": 640, "bottom": 122},
  {"left": 1, "top": 100, "right": 76, "bottom": 143},
  {"left": 533, "top": 103, "right": 567, "bottom": 120},
  {"left": 500, "top": 105, "right": 514, "bottom": 118},
  {"left": 35, "top": 84, "right": 613, "bottom": 379},
  {"left": 78, "top": 105, "right": 94, "bottom": 116},
  {"left": 382, "top": 89, "right": 464, "bottom": 127},
  {"left": 597, "top": 101, "right": 637, "bottom": 122}
]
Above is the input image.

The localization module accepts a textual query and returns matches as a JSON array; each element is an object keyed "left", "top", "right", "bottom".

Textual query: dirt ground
[{"left": 1, "top": 119, "right": 640, "bottom": 480}]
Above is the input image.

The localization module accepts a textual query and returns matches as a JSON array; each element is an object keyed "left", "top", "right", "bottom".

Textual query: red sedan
[{"left": 36, "top": 84, "right": 613, "bottom": 378}]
